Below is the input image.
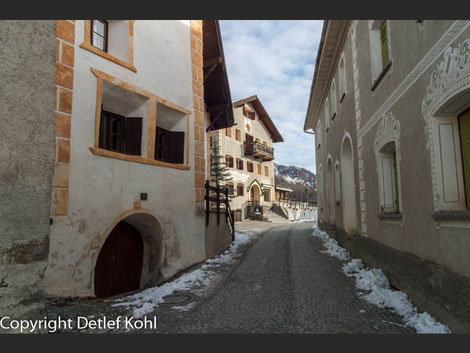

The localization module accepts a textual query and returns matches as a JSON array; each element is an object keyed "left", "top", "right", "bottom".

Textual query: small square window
[{"left": 91, "top": 20, "right": 108, "bottom": 52}]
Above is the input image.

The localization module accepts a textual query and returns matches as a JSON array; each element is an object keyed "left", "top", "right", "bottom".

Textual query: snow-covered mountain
[
  {"left": 274, "top": 164, "right": 316, "bottom": 188},
  {"left": 274, "top": 164, "right": 316, "bottom": 202}
]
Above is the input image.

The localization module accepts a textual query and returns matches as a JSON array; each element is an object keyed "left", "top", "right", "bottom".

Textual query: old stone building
[
  {"left": 210, "top": 96, "right": 283, "bottom": 220},
  {"left": 1, "top": 20, "right": 234, "bottom": 317},
  {"left": 0, "top": 21, "right": 57, "bottom": 321},
  {"left": 304, "top": 20, "right": 470, "bottom": 332}
]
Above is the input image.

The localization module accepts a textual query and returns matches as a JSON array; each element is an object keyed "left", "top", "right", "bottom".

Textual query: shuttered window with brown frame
[
  {"left": 237, "top": 184, "right": 244, "bottom": 196},
  {"left": 235, "top": 129, "right": 241, "bottom": 141},
  {"left": 226, "top": 155, "right": 234, "bottom": 168},
  {"left": 99, "top": 109, "right": 142, "bottom": 155},
  {"left": 257, "top": 164, "right": 262, "bottom": 175},
  {"left": 154, "top": 127, "right": 185, "bottom": 164},
  {"left": 236, "top": 158, "right": 244, "bottom": 171},
  {"left": 264, "top": 166, "right": 269, "bottom": 176},
  {"left": 225, "top": 127, "right": 232, "bottom": 137},
  {"left": 247, "top": 161, "right": 254, "bottom": 173}
]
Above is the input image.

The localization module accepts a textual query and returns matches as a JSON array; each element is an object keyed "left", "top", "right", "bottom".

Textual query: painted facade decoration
[{"left": 304, "top": 20, "right": 470, "bottom": 332}]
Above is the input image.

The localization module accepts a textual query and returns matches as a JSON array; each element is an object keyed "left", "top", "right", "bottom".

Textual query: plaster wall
[{"left": 44, "top": 20, "right": 207, "bottom": 297}]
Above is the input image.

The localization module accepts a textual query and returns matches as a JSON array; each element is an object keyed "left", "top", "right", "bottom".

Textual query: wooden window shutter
[
  {"left": 168, "top": 131, "right": 185, "bottom": 164},
  {"left": 380, "top": 21, "right": 389, "bottom": 68},
  {"left": 99, "top": 109, "right": 110, "bottom": 149},
  {"left": 459, "top": 111, "right": 470, "bottom": 207},
  {"left": 124, "top": 117, "right": 143, "bottom": 155}
]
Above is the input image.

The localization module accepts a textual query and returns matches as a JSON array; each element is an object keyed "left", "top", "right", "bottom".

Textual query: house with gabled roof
[{"left": 210, "top": 95, "right": 283, "bottom": 220}]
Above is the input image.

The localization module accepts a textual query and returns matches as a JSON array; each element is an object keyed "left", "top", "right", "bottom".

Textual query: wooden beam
[
  {"left": 203, "top": 56, "right": 222, "bottom": 68},
  {"left": 206, "top": 109, "right": 225, "bottom": 132},
  {"left": 204, "top": 62, "right": 219, "bottom": 82}
]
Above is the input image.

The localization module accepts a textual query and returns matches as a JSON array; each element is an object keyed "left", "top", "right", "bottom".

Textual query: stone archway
[
  {"left": 93, "top": 210, "right": 163, "bottom": 298},
  {"left": 341, "top": 135, "right": 357, "bottom": 236}
]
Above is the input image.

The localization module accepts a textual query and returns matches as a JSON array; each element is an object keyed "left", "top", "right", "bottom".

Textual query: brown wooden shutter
[
  {"left": 168, "top": 131, "right": 185, "bottom": 164},
  {"left": 124, "top": 117, "right": 143, "bottom": 155},
  {"left": 99, "top": 109, "right": 110, "bottom": 149}
]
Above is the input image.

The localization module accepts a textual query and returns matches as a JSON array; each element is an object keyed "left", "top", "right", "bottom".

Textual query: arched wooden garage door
[{"left": 94, "top": 221, "right": 144, "bottom": 298}]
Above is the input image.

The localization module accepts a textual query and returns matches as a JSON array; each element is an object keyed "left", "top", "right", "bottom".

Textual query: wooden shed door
[{"left": 94, "top": 221, "right": 144, "bottom": 298}]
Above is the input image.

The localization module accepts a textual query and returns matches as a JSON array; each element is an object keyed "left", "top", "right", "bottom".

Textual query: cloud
[{"left": 220, "top": 20, "right": 323, "bottom": 173}]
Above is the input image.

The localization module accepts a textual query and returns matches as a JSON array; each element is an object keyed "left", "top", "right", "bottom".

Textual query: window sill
[
  {"left": 80, "top": 42, "right": 137, "bottom": 73},
  {"left": 432, "top": 211, "right": 470, "bottom": 221},
  {"left": 90, "top": 147, "right": 190, "bottom": 170},
  {"left": 378, "top": 212, "right": 403, "bottom": 220},
  {"left": 371, "top": 60, "right": 392, "bottom": 91}
]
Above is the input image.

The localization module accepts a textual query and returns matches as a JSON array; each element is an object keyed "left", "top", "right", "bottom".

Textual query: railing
[
  {"left": 278, "top": 198, "right": 316, "bottom": 211},
  {"left": 244, "top": 141, "right": 274, "bottom": 159},
  {"left": 205, "top": 180, "right": 235, "bottom": 241}
]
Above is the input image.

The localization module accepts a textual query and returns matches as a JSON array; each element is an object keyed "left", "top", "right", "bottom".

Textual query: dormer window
[{"left": 91, "top": 20, "right": 108, "bottom": 52}]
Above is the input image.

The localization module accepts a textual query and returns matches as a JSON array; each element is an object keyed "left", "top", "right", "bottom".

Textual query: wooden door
[{"left": 94, "top": 221, "right": 144, "bottom": 298}]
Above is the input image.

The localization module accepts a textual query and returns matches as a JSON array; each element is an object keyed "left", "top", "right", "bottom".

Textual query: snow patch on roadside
[
  {"left": 312, "top": 227, "right": 451, "bottom": 334},
  {"left": 113, "top": 230, "right": 258, "bottom": 318}
]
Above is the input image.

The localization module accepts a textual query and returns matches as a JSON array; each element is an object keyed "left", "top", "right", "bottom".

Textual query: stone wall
[
  {"left": 205, "top": 213, "right": 233, "bottom": 259},
  {"left": 319, "top": 222, "right": 470, "bottom": 333},
  {"left": 0, "top": 21, "right": 56, "bottom": 321}
]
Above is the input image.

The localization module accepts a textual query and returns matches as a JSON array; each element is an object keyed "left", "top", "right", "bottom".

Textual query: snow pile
[
  {"left": 311, "top": 227, "right": 350, "bottom": 261},
  {"left": 114, "top": 230, "right": 257, "bottom": 318},
  {"left": 312, "top": 227, "right": 451, "bottom": 334}
]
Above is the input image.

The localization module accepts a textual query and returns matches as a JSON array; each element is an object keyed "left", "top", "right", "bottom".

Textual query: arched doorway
[
  {"left": 94, "top": 220, "right": 144, "bottom": 298},
  {"left": 341, "top": 136, "right": 357, "bottom": 235},
  {"left": 250, "top": 184, "right": 261, "bottom": 206},
  {"left": 326, "top": 157, "right": 335, "bottom": 224}
]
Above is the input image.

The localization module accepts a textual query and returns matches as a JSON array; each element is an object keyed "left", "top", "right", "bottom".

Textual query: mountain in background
[{"left": 274, "top": 164, "right": 316, "bottom": 202}]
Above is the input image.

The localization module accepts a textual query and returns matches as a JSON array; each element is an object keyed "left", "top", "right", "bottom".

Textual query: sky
[{"left": 219, "top": 20, "right": 324, "bottom": 174}]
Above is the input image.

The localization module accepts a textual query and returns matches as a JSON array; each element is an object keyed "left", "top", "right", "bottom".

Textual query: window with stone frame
[
  {"left": 378, "top": 142, "right": 399, "bottom": 213},
  {"left": 257, "top": 163, "right": 262, "bottom": 175},
  {"left": 339, "top": 53, "right": 347, "bottom": 101},
  {"left": 324, "top": 98, "right": 330, "bottom": 132},
  {"left": 247, "top": 161, "right": 254, "bottom": 173},
  {"left": 330, "top": 79, "right": 337, "bottom": 120},
  {"left": 264, "top": 165, "right": 269, "bottom": 176},
  {"left": 369, "top": 20, "right": 392, "bottom": 86},
  {"left": 225, "top": 127, "right": 232, "bottom": 137}
]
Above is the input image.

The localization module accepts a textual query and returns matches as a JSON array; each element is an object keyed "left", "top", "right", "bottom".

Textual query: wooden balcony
[{"left": 244, "top": 141, "right": 274, "bottom": 161}]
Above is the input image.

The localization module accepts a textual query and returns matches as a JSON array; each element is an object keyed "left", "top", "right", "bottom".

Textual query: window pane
[
  {"left": 92, "top": 33, "right": 104, "bottom": 50},
  {"left": 93, "top": 20, "right": 105, "bottom": 36}
]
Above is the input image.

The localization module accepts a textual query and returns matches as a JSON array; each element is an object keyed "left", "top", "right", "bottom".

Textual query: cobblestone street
[{"left": 47, "top": 221, "right": 414, "bottom": 333}]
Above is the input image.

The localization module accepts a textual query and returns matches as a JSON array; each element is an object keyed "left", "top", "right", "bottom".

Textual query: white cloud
[{"left": 220, "top": 20, "right": 323, "bottom": 173}]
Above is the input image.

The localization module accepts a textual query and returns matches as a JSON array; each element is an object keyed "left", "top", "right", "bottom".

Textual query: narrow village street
[{"left": 47, "top": 222, "right": 413, "bottom": 333}]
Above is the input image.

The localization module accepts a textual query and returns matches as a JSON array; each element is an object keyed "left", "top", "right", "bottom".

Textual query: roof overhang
[
  {"left": 233, "top": 95, "right": 284, "bottom": 143},
  {"left": 304, "top": 20, "right": 350, "bottom": 132},
  {"left": 203, "top": 20, "right": 234, "bottom": 132}
]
